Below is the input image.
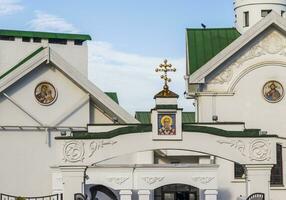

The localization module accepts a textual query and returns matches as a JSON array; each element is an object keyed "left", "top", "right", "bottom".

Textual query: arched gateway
[{"left": 55, "top": 61, "right": 278, "bottom": 200}]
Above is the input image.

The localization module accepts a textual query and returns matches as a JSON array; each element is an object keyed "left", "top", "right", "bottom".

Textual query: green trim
[
  {"left": 135, "top": 112, "right": 196, "bottom": 124},
  {"left": 105, "top": 92, "right": 119, "bottom": 104},
  {"left": 55, "top": 124, "right": 152, "bottom": 140},
  {"left": 186, "top": 28, "right": 240, "bottom": 75},
  {"left": 156, "top": 105, "right": 178, "bottom": 109},
  {"left": 182, "top": 125, "right": 275, "bottom": 137},
  {"left": 56, "top": 124, "right": 277, "bottom": 140},
  {"left": 0, "top": 29, "right": 91, "bottom": 41},
  {"left": 0, "top": 47, "right": 45, "bottom": 80}
]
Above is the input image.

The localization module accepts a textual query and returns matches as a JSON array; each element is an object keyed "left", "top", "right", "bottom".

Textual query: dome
[{"left": 234, "top": 0, "right": 286, "bottom": 33}]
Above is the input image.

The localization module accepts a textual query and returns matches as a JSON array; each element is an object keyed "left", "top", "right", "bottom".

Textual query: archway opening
[
  {"left": 87, "top": 184, "right": 118, "bottom": 200},
  {"left": 154, "top": 184, "right": 199, "bottom": 200}
]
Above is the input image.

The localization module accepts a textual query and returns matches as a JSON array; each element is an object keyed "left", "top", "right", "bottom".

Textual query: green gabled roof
[
  {"left": 0, "top": 29, "right": 91, "bottom": 41},
  {"left": 187, "top": 28, "right": 241, "bottom": 75},
  {"left": 0, "top": 47, "right": 45, "bottom": 80},
  {"left": 135, "top": 112, "right": 151, "bottom": 124},
  {"left": 135, "top": 111, "right": 195, "bottom": 124},
  {"left": 182, "top": 112, "right": 195, "bottom": 123},
  {"left": 105, "top": 92, "right": 119, "bottom": 104}
]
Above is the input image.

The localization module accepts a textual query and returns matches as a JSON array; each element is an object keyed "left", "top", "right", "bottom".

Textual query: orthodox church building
[{"left": 0, "top": 0, "right": 286, "bottom": 200}]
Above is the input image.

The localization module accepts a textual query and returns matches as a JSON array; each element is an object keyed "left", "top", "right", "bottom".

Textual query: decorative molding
[
  {"left": 210, "top": 30, "right": 286, "bottom": 84},
  {"left": 217, "top": 140, "right": 246, "bottom": 156},
  {"left": 89, "top": 140, "right": 117, "bottom": 158},
  {"left": 107, "top": 177, "right": 129, "bottom": 185},
  {"left": 63, "top": 141, "right": 84, "bottom": 162},
  {"left": 142, "top": 177, "right": 165, "bottom": 185},
  {"left": 192, "top": 177, "right": 215, "bottom": 184},
  {"left": 249, "top": 139, "right": 271, "bottom": 161}
]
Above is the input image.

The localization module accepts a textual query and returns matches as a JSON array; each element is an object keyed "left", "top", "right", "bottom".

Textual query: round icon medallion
[
  {"left": 34, "top": 82, "right": 57, "bottom": 106},
  {"left": 263, "top": 81, "right": 284, "bottom": 103}
]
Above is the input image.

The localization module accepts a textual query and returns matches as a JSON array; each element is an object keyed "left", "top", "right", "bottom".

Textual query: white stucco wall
[
  {"left": 191, "top": 27, "right": 286, "bottom": 199},
  {"left": 0, "top": 63, "right": 89, "bottom": 126},
  {"left": 0, "top": 39, "right": 88, "bottom": 77}
]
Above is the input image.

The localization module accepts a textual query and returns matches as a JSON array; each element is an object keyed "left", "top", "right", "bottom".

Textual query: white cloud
[
  {"left": 88, "top": 41, "right": 194, "bottom": 114},
  {"left": 29, "top": 11, "right": 78, "bottom": 33},
  {"left": 0, "top": 0, "right": 23, "bottom": 16}
]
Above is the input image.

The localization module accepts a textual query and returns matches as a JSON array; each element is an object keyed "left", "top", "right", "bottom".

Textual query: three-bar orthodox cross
[{"left": 155, "top": 59, "right": 176, "bottom": 92}]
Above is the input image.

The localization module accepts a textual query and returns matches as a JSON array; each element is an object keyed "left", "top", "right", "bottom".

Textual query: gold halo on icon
[{"left": 160, "top": 115, "right": 173, "bottom": 126}]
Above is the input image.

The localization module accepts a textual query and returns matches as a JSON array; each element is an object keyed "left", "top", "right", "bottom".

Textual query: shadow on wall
[{"left": 218, "top": 189, "right": 232, "bottom": 200}]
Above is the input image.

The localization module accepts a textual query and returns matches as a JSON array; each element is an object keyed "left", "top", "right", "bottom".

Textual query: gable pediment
[
  {"left": 0, "top": 47, "right": 138, "bottom": 125},
  {"left": 188, "top": 11, "right": 286, "bottom": 86},
  {"left": 205, "top": 28, "right": 286, "bottom": 92}
]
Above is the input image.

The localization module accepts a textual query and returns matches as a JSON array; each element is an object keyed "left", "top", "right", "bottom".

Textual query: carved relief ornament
[
  {"left": 210, "top": 30, "right": 286, "bottom": 84},
  {"left": 63, "top": 141, "right": 85, "bottom": 162}
]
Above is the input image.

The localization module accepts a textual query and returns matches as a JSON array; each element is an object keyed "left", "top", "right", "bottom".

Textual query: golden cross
[{"left": 155, "top": 59, "right": 176, "bottom": 91}]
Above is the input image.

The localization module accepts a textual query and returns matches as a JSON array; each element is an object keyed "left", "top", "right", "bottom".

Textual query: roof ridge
[
  {"left": 186, "top": 27, "right": 236, "bottom": 31},
  {"left": 0, "top": 29, "right": 91, "bottom": 41}
]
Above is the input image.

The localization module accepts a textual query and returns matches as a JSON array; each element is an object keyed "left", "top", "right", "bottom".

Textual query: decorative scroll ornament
[
  {"left": 249, "top": 139, "right": 271, "bottom": 161},
  {"left": 155, "top": 59, "right": 176, "bottom": 96},
  {"left": 107, "top": 177, "right": 129, "bottom": 185},
  {"left": 63, "top": 141, "right": 84, "bottom": 162},
  {"left": 210, "top": 30, "right": 286, "bottom": 84},
  {"left": 89, "top": 140, "right": 117, "bottom": 158},
  {"left": 142, "top": 177, "right": 165, "bottom": 185},
  {"left": 192, "top": 177, "right": 215, "bottom": 184},
  {"left": 217, "top": 140, "right": 246, "bottom": 156}
]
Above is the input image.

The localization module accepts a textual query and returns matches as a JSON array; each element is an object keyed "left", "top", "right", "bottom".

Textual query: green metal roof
[
  {"left": 0, "top": 29, "right": 91, "bottom": 41},
  {"left": 105, "top": 92, "right": 119, "bottom": 104},
  {"left": 186, "top": 28, "right": 240, "bottom": 75},
  {"left": 0, "top": 47, "right": 45, "bottom": 80},
  {"left": 135, "top": 111, "right": 195, "bottom": 124},
  {"left": 135, "top": 112, "right": 151, "bottom": 124}
]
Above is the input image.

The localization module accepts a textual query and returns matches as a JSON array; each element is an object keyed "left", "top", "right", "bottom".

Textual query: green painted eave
[
  {"left": 55, "top": 124, "right": 277, "bottom": 140},
  {"left": 56, "top": 124, "right": 152, "bottom": 140},
  {"left": 105, "top": 92, "right": 119, "bottom": 104},
  {"left": 0, "top": 29, "right": 91, "bottom": 41},
  {"left": 0, "top": 47, "right": 45, "bottom": 80},
  {"left": 186, "top": 28, "right": 241, "bottom": 75},
  {"left": 135, "top": 111, "right": 195, "bottom": 124}
]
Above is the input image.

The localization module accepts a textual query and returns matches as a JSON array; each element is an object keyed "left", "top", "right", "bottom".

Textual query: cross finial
[{"left": 155, "top": 59, "right": 176, "bottom": 92}]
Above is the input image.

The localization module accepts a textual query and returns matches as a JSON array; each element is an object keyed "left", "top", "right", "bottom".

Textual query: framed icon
[{"left": 34, "top": 82, "right": 57, "bottom": 106}]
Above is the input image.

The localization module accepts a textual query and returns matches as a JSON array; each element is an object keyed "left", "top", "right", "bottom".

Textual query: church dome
[{"left": 234, "top": 0, "right": 286, "bottom": 33}]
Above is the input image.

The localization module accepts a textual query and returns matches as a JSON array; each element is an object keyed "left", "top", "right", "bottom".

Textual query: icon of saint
[
  {"left": 159, "top": 115, "right": 176, "bottom": 135},
  {"left": 265, "top": 82, "right": 281, "bottom": 102}
]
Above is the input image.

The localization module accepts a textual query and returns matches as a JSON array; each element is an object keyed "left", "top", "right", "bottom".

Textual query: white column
[
  {"left": 245, "top": 165, "right": 273, "bottom": 200},
  {"left": 204, "top": 190, "right": 218, "bottom": 200},
  {"left": 138, "top": 190, "right": 150, "bottom": 200},
  {"left": 60, "top": 166, "right": 86, "bottom": 200},
  {"left": 120, "top": 190, "right": 132, "bottom": 200}
]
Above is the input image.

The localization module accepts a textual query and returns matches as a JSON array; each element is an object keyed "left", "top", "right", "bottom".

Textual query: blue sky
[{"left": 0, "top": 0, "right": 235, "bottom": 113}]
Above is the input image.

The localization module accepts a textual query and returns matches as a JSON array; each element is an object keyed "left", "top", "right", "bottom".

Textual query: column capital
[
  {"left": 119, "top": 190, "right": 132, "bottom": 195},
  {"left": 138, "top": 190, "right": 151, "bottom": 195},
  {"left": 204, "top": 190, "right": 218, "bottom": 195},
  {"left": 59, "top": 165, "right": 87, "bottom": 173}
]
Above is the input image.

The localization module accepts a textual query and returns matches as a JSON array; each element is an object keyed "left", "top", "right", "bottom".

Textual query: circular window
[
  {"left": 263, "top": 80, "right": 284, "bottom": 103},
  {"left": 34, "top": 82, "right": 57, "bottom": 106}
]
